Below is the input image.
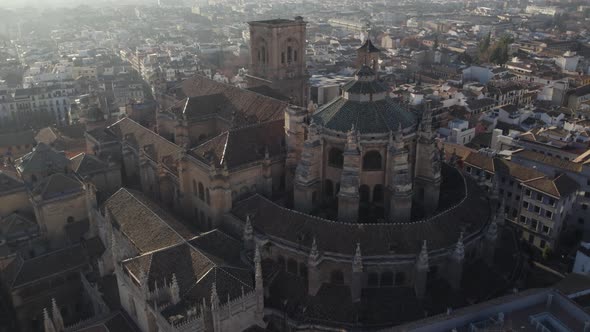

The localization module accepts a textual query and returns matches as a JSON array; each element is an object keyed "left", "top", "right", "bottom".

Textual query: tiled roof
[
  {"left": 70, "top": 153, "right": 109, "bottom": 176},
  {"left": 0, "top": 170, "right": 25, "bottom": 195},
  {"left": 512, "top": 149, "right": 583, "bottom": 173},
  {"left": 108, "top": 117, "right": 181, "bottom": 171},
  {"left": 0, "top": 213, "right": 38, "bottom": 240},
  {"left": 312, "top": 97, "right": 417, "bottom": 134},
  {"left": 31, "top": 173, "right": 84, "bottom": 201},
  {"left": 85, "top": 127, "right": 118, "bottom": 144},
  {"left": 11, "top": 238, "right": 103, "bottom": 288},
  {"left": 123, "top": 239, "right": 252, "bottom": 316},
  {"left": 466, "top": 98, "right": 496, "bottom": 110},
  {"left": 104, "top": 189, "right": 198, "bottom": 253},
  {"left": 464, "top": 152, "right": 546, "bottom": 181},
  {"left": 179, "top": 75, "right": 287, "bottom": 126},
  {"left": 15, "top": 143, "right": 69, "bottom": 175},
  {"left": 523, "top": 173, "right": 579, "bottom": 198},
  {"left": 231, "top": 166, "right": 490, "bottom": 256},
  {"left": 189, "top": 120, "right": 284, "bottom": 169}
]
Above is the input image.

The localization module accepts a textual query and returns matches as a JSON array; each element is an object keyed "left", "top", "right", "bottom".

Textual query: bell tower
[{"left": 247, "top": 17, "right": 308, "bottom": 107}]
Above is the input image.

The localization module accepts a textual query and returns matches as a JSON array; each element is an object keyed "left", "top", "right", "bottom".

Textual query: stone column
[
  {"left": 338, "top": 126, "right": 361, "bottom": 222},
  {"left": 414, "top": 240, "right": 429, "bottom": 299},
  {"left": 307, "top": 237, "right": 322, "bottom": 296},
  {"left": 351, "top": 243, "right": 363, "bottom": 303},
  {"left": 448, "top": 233, "right": 465, "bottom": 290}
]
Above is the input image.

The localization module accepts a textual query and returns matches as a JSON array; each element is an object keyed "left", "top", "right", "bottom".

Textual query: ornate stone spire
[
  {"left": 138, "top": 267, "right": 149, "bottom": 294},
  {"left": 486, "top": 218, "right": 498, "bottom": 242},
  {"left": 346, "top": 124, "right": 359, "bottom": 151},
  {"left": 170, "top": 273, "right": 180, "bottom": 305},
  {"left": 453, "top": 232, "right": 465, "bottom": 261},
  {"left": 43, "top": 308, "right": 56, "bottom": 332},
  {"left": 420, "top": 102, "right": 433, "bottom": 135},
  {"left": 308, "top": 237, "right": 319, "bottom": 264},
  {"left": 211, "top": 282, "right": 220, "bottom": 311},
  {"left": 243, "top": 215, "right": 253, "bottom": 242},
  {"left": 353, "top": 243, "right": 363, "bottom": 273},
  {"left": 393, "top": 123, "right": 404, "bottom": 150},
  {"left": 254, "top": 244, "right": 263, "bottom": 288},
  {"left": 416, "top": 240, "right": 429, "bottom": 271},
  {"left": 51, "top": 298, "right": 64, "bottom": 331}
]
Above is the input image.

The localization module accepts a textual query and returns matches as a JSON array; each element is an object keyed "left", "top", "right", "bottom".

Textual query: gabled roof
[
  {"left": 464, "top": 152, "right": 546, "bottom": 181},
  {"left": 104, "top": 188, "right": 198, "bottom": 254},
  {"left": 512, "top": 149, "right": 583, "bottom": 173},
  {"left": 31, "top": 173, "right": 84, "bottom": 201},
  {"left": 10, "top": 238, "right": 104, "bottom": 289},
  {"left": 70, "top": 153, "right": 109, "bottom": 176},
  {"left": 178, "top": 75, "right": 287, "bottom": 126},
  {"left": 108, "top": 117, "right": 181, "bottom": 171},
  {"left": 523, "top": 173, "right": 579, "bottom": 198},
  {"left": 189, "top": 120, "right": 285, "bottom": 169},
  {"left": 0, "top": 213, "right": 38, "bottom": 240},
  {"left": 15, "top": 143, "right": 69, "bottom": 175},
  {"left": 0, "top": 171, "right": 25, "bottom": 195}
]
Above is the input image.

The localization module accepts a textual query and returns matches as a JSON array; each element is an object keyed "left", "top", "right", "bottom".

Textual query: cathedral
[{"left": 74, "top": 17, "right": 500, "bottom": 331}]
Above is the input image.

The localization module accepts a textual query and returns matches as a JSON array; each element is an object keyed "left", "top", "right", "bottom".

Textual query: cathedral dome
[{"left": 312, "top": 66, "right": 417, "bottom": 134}]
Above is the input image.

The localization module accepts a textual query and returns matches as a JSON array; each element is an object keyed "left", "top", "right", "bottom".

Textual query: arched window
[
  {"left": 261, "top": 46, "right": 266, "bottom": 63},
  {"left": 287, "top": 258, "right": 298, "bottom": 274},
  {"left": 198, "top": 182, "right": 205, "bottom": 201},
  {"left": 359, "top": 185, "right": 370, "bottom": 203},
  {"left": 206, "top": 188, "right": 210, "bottom": 205},
  {"left": 192, "top": 180, "right": 197, "bottom": 196},
  {"left": 330, "top": 270, "right": 344, "bottom": 284},
  {"left": 325, "top": 180, "right": 334, "bottom": 197},
  {"left": 363, "top": 151, "right": 383, "bottom": 170},
  {"left": 328, "top": 148, "right": 344, "bottom": 168},
  {"left": 395, "top": 272, "right": 406, "bottom": 285},
  {"left": 299, "top": 263, "right": 308, "bottom": 279},
  {"left": 368, "top": 272, "right": 379, "bottom": 287},
  {"left": 287, "top": 46, "right": 293, "bottom": 62},
  {"left": 380, "top": 271, "right": 394, "bottom": 287},
  {"left": 373, "top": 185, "right": 384, "bottom": 203},
  {"left": 294, "top": 50, "right": 298, "bottom": 62}
]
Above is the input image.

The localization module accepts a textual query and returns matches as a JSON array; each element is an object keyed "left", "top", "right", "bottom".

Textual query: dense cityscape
[{"left": 1, "top": 0, "right": 590, "bottom": 331}]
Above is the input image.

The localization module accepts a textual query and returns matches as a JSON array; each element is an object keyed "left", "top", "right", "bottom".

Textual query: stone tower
[
  {"left": 248, "top": 17, "right": 308, "bottom": 107},
  {"left": 388, "top": 125, "right": 413, "bottom": 223},
  {"left": 338, "top": 126, "right": 361, "bottom": 222},
  {"left": 356, "top": 38, "right": 380, "bottom": 73},
  {"left": 414, "top": 102, "right": 441, "bottom": 216}
]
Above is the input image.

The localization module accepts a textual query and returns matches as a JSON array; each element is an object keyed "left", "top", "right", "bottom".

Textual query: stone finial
[
  {"left": 211, "top": 282, "right": 220, "bottom": 310},
  {"left": 243, "top": 215, "right": 253, "bottom": 241},
  {"left": 43, "top": 308, "right": 56, "bottom": 332},
  {"left": 170, "top": 273, "right": 180, "bottom": 305},
  {"left": 347, "top": 124, "right": 356, "bottom": 145},
  {"left": 453, "top": 232, "right": 465, "bottom": 261},
  {"left": 308, "top": 237, "right": 319, "bottom": 263},
  {"left": 486, "top": 220, "right": 498, "bottom": 242},
  {"left": 353, "top": 243, "right": 363, "bottom": 273},
  {"left": 254, "top": 244, "right": 263, "bottom": 290},
  {"left": 51, "top": 298, "right": 64, "bottom": 331},
  {"left": 417, "top": 240, "right": 429, "bottom": 270}
]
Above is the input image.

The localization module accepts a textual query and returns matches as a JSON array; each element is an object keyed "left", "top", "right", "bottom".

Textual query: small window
[
  {"left": 528, "top": 234, "right": 534, "bottom": 243},
  {"left": 531, "top": 219, "right": 538, "bottom": 230},
  {"left": 363, "top": 151, "right": 383, "bottom": 171},
  {"left": 328, "top": 148, "right": 344, "bottom": 168},
  {"left": 523, "top": 201, "right": 529, "bottom": 209},
  {"left": 526, "top": 189, "right": 532, "bottom": 197},
  {"left": 548, "top": 198, "right": 555, "bottom": 206},
  {"left": 540, "top": 240, "right": 546, "bottom": 249},
  {"left": 520, "top": 216, "right": 527, "bottom": 223},
  {"left": 542, "top": 225, "right": 550, "bottom": 234},
  {"left": 545, "top": 210, "right": 553, "bottom": 219},
  {"left": 534, "top": 205, "right": 541, "bottom": 213}
]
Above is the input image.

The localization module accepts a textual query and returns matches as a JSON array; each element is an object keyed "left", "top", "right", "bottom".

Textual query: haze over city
[{"left": 1, "top": 0, "right": 590, "bottom": 332}]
